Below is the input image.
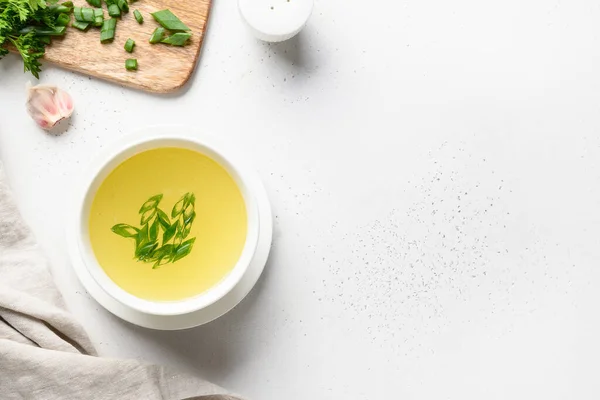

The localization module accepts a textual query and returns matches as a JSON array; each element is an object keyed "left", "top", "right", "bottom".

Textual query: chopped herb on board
[
  {"left": 151, "top": 9, "right": 190, "bottom": 32},
  {"left": 149, "top": 27, "right": 165, "bottom": 43},
  {"left": 125, "top": 58, "right": 137, "bottom": 70},
  {"left": 133, "top": 9, "right": 143, "bottom": 24},
  {"left": 147, "top": 10, "right": 192, "bottom": 47},
  {"left": 100, "top": 18, "right": 116, "bottom": 43},
  {"left": 161, "top": 32, "right": 191, "bottom": 46},
  {"left": 93, "top": 8, "right": 104, "bottom": 27},
  {"left": 72, "top": 20, "right": 91, "bottom": 31},
  {"left": 18, "top": 26, "right": 67, "bottom": 36},
  {"left": 117, "top": 0, "right": 129, "bottom": 13},
  {"left": 124, "top": 38, "right": 135, "bottom": 53},
  {"left": 107, "top": 3, "right": 120, "bottom": 17},
  {"left": 55, "top": 13, "right": 71, "bottom": 27}
]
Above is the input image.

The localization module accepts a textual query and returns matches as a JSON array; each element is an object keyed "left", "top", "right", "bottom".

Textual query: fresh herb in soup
[{"left": 111, "top": 192, "right": 197, "bottom": 269}]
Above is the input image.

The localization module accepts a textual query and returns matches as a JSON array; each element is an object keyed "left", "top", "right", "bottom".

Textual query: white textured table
[{"left": 1, "top": 1, "right": 600, "bottom": 398}]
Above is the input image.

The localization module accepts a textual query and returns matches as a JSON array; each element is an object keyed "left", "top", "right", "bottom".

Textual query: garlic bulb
[{"left": 26, "top": 83, "right": 74, "bottom": 130}]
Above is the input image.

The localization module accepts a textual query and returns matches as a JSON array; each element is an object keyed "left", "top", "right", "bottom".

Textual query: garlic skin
[{"left": 26, "top": 83, "right": 74, "bottom": 130}]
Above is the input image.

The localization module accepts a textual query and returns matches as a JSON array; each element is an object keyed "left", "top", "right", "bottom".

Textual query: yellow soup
[{"left": 89, "top": 147, "right": 247, "bottom": 302}]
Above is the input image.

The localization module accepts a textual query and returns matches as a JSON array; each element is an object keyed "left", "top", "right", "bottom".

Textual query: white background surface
[{"left": 1, "top": 0, "right": 600, "bottom": 399}]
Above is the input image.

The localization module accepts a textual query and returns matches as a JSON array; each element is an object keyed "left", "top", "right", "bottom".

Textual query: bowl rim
[{"left": 71, "top": 127, "right": 260, "bottom": 316}]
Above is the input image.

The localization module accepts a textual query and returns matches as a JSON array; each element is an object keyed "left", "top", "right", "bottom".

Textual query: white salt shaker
[{"left": 239, "top": 0, "right": 314, "bottom": 43}]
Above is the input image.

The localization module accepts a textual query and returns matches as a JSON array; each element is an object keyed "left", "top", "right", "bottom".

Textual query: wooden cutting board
[{"left": 44, "top": 0, "right": 211, "bottom": 93}]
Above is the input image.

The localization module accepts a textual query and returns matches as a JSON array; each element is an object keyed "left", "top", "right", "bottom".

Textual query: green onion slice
[{"left": 151, "top": 9, "right": 190, "bottom": 32}]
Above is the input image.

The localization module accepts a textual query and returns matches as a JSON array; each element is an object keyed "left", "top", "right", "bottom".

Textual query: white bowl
[
  {"left": 67, "top": 127, "right": 270, "bottom": 322},
  {"left": 239, "top": 0, "right": 314, "bottom": 43}
]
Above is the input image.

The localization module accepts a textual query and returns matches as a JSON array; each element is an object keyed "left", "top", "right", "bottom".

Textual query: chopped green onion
[
  {"left": 82, "top": 7, "right": 94, "bottom": 21},
  {"left": 160, "top": 32, "right": 191, "bottom": 46},
  {"left": 151, "top": 9, "right": 190, "bottom": 32},
  {"left": 62, "top": 1, "right": 74, "bottom": 7},
  {"left": 73, "top": 6, "right": 82, "bottom": 20},
  {"left": 124, "top": 38, "right": 135, "bottom": 53},
  {"left": 133, "top": 9, "right": 143, "bottom": 24},
  {"left": 86, "top": 0, "right": 102, "bottom": 7},
  {"left": 72, "top": 20, "right": 91, "bottom": 30},
  {"left": 100, "top": 18, "right": 117, "bottom": 43},
  {"left": 149, "top": 27, "right": 165, "bottom": 44},
  {"left": 39, "top": 36, "right": 52, "bottom": 44},
  {"left": 48, "top": 4, "right": 72, "bottom": 14},
  {"left": 93, "top": 8, "right": 104, "bottom": 26},
  {"left": 19, "top": 26, "right": 67, "bottom": 36},
  {"left": 55, "top": 13, "right": 70, "bottom": 26},
  {"left": 74, "top": 7, "right": 96, "bottom": 22},
  {"left": 74, "top": 6, "right": 102, "bottom": 25},
  {"left": 125, "top": 59, "right": 138, "bottom": 71},
  {"left": 117, "top": 0, "right": 129, "bottom": 13},
  {"left": 108, "top": 4, "right": 121, "bottom": 17}
]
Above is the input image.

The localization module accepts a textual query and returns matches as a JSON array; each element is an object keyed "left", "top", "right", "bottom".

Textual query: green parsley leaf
[{"left": 0, "top": 0, "right": 64, "bottom": 78}]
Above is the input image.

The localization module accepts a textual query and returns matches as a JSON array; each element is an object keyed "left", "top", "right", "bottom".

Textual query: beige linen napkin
[{"left": 0, "top": 165, "right": 243, "bottom": 400}]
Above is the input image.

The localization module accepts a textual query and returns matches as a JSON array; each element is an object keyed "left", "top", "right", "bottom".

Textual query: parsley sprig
[{"left": 0, "top": 0, "right": 68, "bottom": 78}]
